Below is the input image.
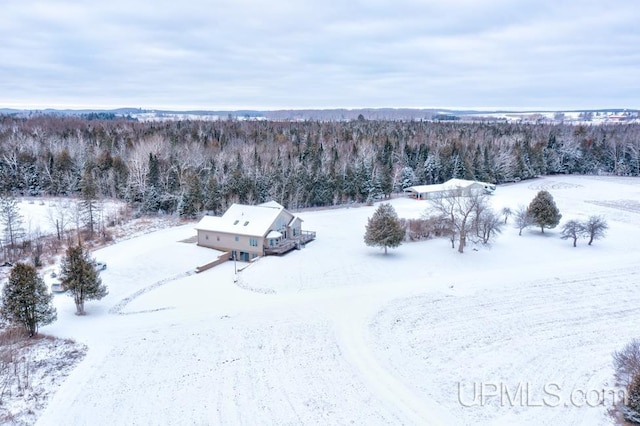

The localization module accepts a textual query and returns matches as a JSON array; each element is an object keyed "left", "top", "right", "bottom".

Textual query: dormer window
[
  {"left": 233, "top": 220, "right": 239, "bottom": 225},
  {"left": 244, "top": 221, "right": 249, "bottom": 226}
]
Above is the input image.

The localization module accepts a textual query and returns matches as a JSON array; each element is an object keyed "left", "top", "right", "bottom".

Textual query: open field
[{"left": 11, "top": 175, "right": 639, "bottom": 425}]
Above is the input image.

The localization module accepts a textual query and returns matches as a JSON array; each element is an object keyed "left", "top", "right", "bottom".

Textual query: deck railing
[{"left": 264, "top": 230, "right": 316, "bottom": 255}]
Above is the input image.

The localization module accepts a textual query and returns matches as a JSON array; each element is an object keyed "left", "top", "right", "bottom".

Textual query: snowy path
[{"left": 331, "top": 297, "right": 453, "bottom": 425}]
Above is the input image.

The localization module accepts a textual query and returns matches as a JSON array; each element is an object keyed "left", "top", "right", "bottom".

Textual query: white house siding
[{"left": 197, "top": 230, "right": 264, "bottom": 259}]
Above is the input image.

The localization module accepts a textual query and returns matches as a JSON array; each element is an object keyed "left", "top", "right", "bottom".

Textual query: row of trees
[
  {"left": 1, "top": 115, "right": 639, "bottom": 215},
  {"left": 1, "top": 191, "right": 113, "bottom": 265},
  {"left": 364, "top": 190, "right": 505, "bottom": 255},
  {"left": 508, "top": 190, "right": 608, "bottom": 246},
  {"left": 364, "top": 190, "right": 608, "bottom": 254},
  {"left": 0, "top": 245, "right": 108, "bottom": 336},
  {"left": 560, "top": 216, "right": 609, "bottom": 247}
]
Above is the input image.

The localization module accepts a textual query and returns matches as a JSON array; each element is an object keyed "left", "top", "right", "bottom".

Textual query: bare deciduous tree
[
  {"left": 501, "top": 207, "right": 512, "bottom": 224},
  {"left": 47, "top": 200, "right": 72, "bottom": 242},
  {"left": 0, "top": 194, "right": 25, "bottom": 261},
  {"left": 613, "top": 339, "right": 640, "bottom": 387},
  {"left": 560, "top": 220, "right": 584, "bottom": 247},
  {"left": 474, "top": 209, "right": 504, "bottom": 244},
  {"left": 430, "top": 189, "right": 489, "bottom": 253},
  {"left": 583, "top": 215, "right": 608, "bottom": 246},
  {"left": 513, "top": 205, "right": 533, "bottom": 236}
]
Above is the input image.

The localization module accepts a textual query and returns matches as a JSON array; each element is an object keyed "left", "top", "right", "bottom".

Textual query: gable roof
[{"left": 195, "top": 201, "right": 292, "bottom": 237}]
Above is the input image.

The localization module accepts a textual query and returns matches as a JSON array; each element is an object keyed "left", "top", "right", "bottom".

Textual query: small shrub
[
  {"left": 400, "top": 216, "right": 452, "bottom": 242},
  {"left": 614, "top": 339, "right": 640, "bottom": 386},
  {"left": 623, "top": 374, "right": 640, "bottom": 423}
]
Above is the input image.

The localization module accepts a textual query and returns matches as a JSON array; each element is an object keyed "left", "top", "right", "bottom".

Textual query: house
[
  {"left": 404, "top": 178, "right": 496, "bottom": 200},
  {"left": 195, "top": 201, "right": 315, "bottom": 261}
]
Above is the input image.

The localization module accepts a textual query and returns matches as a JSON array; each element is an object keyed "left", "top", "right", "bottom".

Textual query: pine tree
[
  {"left": 80, "top": 168, "right": 99, "bottom": 239},
  {"left": 60, "top": 245, "right": 108, "bottom": 315},
  {"left": 179, "top": 172, "right": 203, "bottom": 218},
  {"left": 527, "top": 190, "right": 562, "bottom": 233},
  {"left": 203, "top": 174, "right": 221, "bottom": 214},
  {"left": 364, "top": 203, "right": 405, "bottom": 254},
  {"left": 624, "top": 374, "right": 640, "bottom": 423},
  {"left": 142, "top": 153, "right": 161, "bottom": 213},
  {"left": 400, "top": 166, "right": 417, "bottom": 190},
  {"left": 0, "top": 263, "right": 57, "bottom": 336}
]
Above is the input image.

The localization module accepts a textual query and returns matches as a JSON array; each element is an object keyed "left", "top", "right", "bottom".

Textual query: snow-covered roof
[
  {"left": 259, "top": 200, "right": 285, "bottom": 209},
  {"left": 195, "top": 202, "right": 290, "bottom": 237},
  {"left": 266, "top": 230, "right": 282, "bottom": 239},
  {"left": 405, "top": 179, "right": 494, "bottom": 194}
]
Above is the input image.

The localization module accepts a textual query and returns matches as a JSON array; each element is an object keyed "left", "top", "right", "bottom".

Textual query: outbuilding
[{"left": 404, "top": 178, "right": 496, "bottom": 200}]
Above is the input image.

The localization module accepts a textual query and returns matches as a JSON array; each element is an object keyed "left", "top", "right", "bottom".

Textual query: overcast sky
[{"left": 1, "top": 0, "right": 638, "bottom": 111}]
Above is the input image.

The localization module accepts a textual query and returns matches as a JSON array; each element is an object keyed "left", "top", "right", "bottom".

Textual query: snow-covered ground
[
  {"left": 22, "top": 175, "right": 640, "bottom": 425},
  {"left": 2, "top": 197, "right": 126, "bottom": 237}
]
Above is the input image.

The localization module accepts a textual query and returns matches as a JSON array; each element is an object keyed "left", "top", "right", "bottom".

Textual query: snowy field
[
  {"left": 26, "top": 175, "right": 640, "bottom": 425},
  {"left": 1, "top": 197, "right": 126, "bottom": 237}
]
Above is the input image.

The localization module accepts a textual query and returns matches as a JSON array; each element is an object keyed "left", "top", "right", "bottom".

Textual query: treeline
[{"left": 0, "top": 114, "right": 639, "bottom": 216}]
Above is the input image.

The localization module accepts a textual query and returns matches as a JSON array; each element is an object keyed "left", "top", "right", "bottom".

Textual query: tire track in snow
[
  {"left": 369, "top": 266, "right": 640, "bottom": 425},
  {"left": 108, "top": 271, "right": 194, "bottom": 314},
  {"left": 332, "top": 300, "right": 455, "bottom": 425}
]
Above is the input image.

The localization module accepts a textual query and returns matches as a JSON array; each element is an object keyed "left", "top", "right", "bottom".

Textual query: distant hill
[{"left": 1, "top": 107, "right": 638, "bottom": 122}]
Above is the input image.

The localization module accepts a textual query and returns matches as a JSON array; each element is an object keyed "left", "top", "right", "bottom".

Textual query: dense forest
[{"left": 0, "top": 115, "right": 639, "bottom": 216}]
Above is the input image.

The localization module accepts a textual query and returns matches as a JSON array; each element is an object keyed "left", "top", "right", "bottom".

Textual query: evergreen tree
[
  {"left": 203, "top": 174, "right": 221, "bottom": 214},
  {"left": 142, "top": 153, "right": 161, "bottom": 213},
  {"left": 60, "top": 245, "right": 108, "bottom": 315},
  {"left": 80, "top": 168, "right": 99, "bottom": 239},
  {"left": 364, "top": 203, "right": 405, "bottom": 254},
  {"left": 179, "top": 172, "right": 204, "bottom": 218},
  {"left": 400, "top": 166, "right": 417, "bottom": 190},
  {"left": 527, "top": 190, "right": 562, "bottom": 233},
  {"left": 377, "top": 139, "right": 394, "bottom": 197},
  {"left": 423, "top": 153, "right": 442, "bottom": 184},
  {"left": 624, "top": 373, "right": 640, "bottom": 423},
  {"left": 0, "top": 263, "right": 56, "bottom": 336}
]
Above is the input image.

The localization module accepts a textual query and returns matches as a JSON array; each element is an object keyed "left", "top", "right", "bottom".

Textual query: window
[
  {"left": 244, "top": 221, "right": 249, "bottom": 226},
  {"left": 205, "top": 235, "right": 209, "bottom": 240},
  {"left": 235, "top": 236, "right": 239, "bottom": 242},
  {"left": 249, "top": 238, "right": 258, "bottom": 247},
  {"left": 216, "top": 236, "right": 220, "bottom": 241},
  {"left": 233, "top": 220, "right": 239, "bottom": 225}
]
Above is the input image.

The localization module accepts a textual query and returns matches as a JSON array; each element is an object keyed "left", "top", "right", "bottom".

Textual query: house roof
[
  {"left": 195, "top": 201, "right": 291, "bottom": 237},
  {"left": 259, "top": 200, "right": 285, "bottom": 208}
]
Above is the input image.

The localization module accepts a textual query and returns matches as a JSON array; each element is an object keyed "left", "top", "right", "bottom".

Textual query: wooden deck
[{"left": 264, "top": 231, "right": 316, "bottom": 256}]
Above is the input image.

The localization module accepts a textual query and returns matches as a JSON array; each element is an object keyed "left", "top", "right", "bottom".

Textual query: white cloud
[{"left": 1, "top": 0, "right": 638, "bottom": 110}]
